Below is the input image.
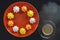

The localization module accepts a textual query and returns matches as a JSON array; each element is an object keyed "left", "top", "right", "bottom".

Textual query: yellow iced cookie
[
  {"left": 8, "top": 20, "right": 14, "bottom": 26},
  {"left": 27, "top": 10, "right": 34, "bottom": 17},
  {"left": 26, "top": 24, "right": 32, "bottom": 30},
  {"left": 21, "top": 6, "right": 27, "bottom": 12},
  {"left": 7, "top": 12, "right": 14, "bottom": 19},
  {"left": 19, "top": 28, "right": 26, "bottom": 35}
]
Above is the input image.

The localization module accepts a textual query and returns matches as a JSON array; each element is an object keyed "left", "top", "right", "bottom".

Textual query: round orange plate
[{"left": 3, "top": 2, "right": 39, "bottom": 38}]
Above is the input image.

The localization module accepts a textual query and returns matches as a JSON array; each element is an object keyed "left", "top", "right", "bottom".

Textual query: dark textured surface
[{"left": 0, "top": 0, "right": 60, "bottom": 40}]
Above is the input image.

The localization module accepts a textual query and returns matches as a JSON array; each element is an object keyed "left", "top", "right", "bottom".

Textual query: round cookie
[
  {"left": 19, "top": 28, "right": 26, "bottom": 35},
  {"left": 27, "top": 10, "right": 34, "bottom": 17},
  {"left": 8, "top": 20, "right": 14, "bottom": 26},
  {"left": 26, "top": 24, "right": 32, "bottom": 30},
  {"left": 21, "top": 6, "right": 27, "bottom": 12},
  {"left": 13, "top": 26, "right": 19, "bottom": 32},
  {"left": 7, "top": 12, "right": 14, "bottom": 19},
  {"left": 13, "top": 6, "right": 20, "bottom": 13}
]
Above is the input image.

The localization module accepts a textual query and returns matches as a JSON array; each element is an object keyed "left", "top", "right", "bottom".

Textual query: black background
[{"left": 0, "top": 0, "right": 60, "bottom": 40}]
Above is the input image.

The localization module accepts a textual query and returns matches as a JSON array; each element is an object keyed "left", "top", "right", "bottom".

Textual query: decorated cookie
[
  {"left": 13, "top": 6, "right": 20, "bottom": 13},
  {"left": 8, "top": 20, "right": 14, "bottom": 26},
  {"left": 29, "top": 18, "right": 36, "bottom": 24},
  {"left": 19, "top": 28, "right": 26, "bottom": 35},
  {"left": 26, "top": 24, "right": 32, "bottom": 30},
  {"left": 21, "top": 6, "right": 27, "bottom": 12},
  {"left": 27, "top": 10, "right": 34, "bottom": 17},
  {"left": 13, "top": 26, "right": 19, "bottom": 32},
  {"left": 4, "top": 2, "right": 39, "bottom": 38},
  {"left": 7, "top": 12, "right": 14, "bottom": 19}
]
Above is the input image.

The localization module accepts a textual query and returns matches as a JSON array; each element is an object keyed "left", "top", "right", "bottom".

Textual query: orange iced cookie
[
  {"left": 21, "top": 6, "right": 27, "bottom": 12},
  {"left": 8, "top": 20, "right": 14, "bottom": 26},
  {"left": 26, "top": 24, "right": 32, "bottom": 30}
]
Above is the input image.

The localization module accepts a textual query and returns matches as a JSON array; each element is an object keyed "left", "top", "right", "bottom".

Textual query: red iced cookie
[{"left": 3, "top": 2, "right": 39, "bottom": 38}]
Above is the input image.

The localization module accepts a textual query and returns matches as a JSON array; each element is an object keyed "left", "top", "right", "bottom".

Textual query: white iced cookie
[
  {"left": 29, "top": 18, "right": 36, "bottom": 24},
  {"left": 13, "top": 26, "right": 19, "bottom": 32},
  {"left": 13, "top": 6, "right": 19, "bottom": 13}
]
